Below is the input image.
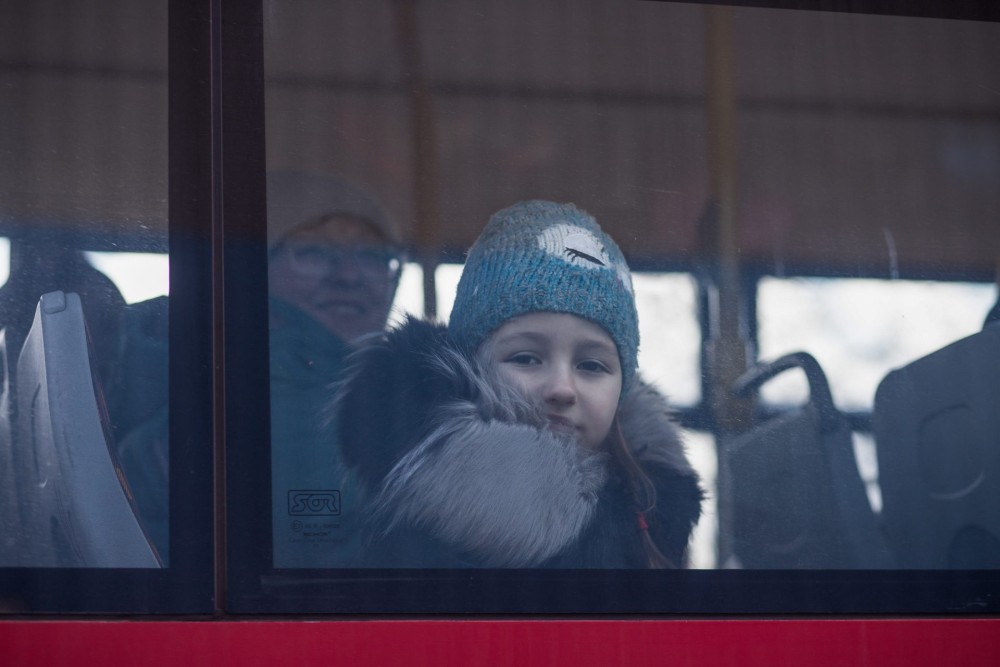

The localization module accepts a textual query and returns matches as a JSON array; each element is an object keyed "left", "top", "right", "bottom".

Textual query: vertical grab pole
[
  {"left": 395, "top": 0, "right": 441, "bottom": 319},
  {"left": 704, "top": 5, "right": 753, "bottom": 565}
]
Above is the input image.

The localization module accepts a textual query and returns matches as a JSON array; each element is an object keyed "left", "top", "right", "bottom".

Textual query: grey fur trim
[
  {"left": 372, "top": 349, "right": 607, "bottom": 567},
  {"left": 374, "top": 410, "right": 608, "bottom": 567},
  {"left": 372, "top": 346, "right": 689, "bottom": 568}
]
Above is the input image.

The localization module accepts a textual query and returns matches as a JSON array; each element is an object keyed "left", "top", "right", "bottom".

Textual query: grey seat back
[
  {"left": 723, "top": 352, "right": 895, "bottom": 568},
  {"left": 2, "top": 291, "right": 160, "bottom": 568},
  {"left": 874, "top": 323, "right": 1000, "bottom": 569}
]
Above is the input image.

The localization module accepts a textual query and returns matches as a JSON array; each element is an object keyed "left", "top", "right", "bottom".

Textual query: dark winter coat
[
  {"left": 269, "top": 297, "right": 367, "bottom": 567},
  {"left": 337, "top": 318, "right": 703, "bottom": 568}
]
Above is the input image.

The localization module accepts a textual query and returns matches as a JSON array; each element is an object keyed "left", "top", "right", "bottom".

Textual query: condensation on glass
[
  {"left": 264, "top": 0, "right": 1000, "bottom": 570},
  {"left": 0, "top": 0, "right": 169, "bottom": 568}
]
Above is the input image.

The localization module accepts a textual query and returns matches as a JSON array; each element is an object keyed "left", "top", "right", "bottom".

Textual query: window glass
[
  {"left": 433, "top": 263, "right": 463, "bottom": 324},
  {"left": 0, "top": 0, "right": 169, "bottom": 570},
  {"left": 387, "top": 261, "right": 425, "bottom": 327},
  {"left": 757, "top": 277, "right": 998, "bottom": 410},
  {"left": 853, "top": 431, "right": 882, "bottom": 514},
  {"left": 264, "top": 0, "right": 710, "bottom": 572},
  {"left": 84, "top": 252, "right": 170, "bottom": 305},
  {"left": 257, "top": 0, "right": 1000, "bottom": 610},
  {"left": 0, "top": 238, "right": 9, "bottom": 288},
  {"left": 634, "top": 273, "right": 701, "bottom": 407},
  {"left": 686, "top": 430, "right": 718, "bottom": 569}
]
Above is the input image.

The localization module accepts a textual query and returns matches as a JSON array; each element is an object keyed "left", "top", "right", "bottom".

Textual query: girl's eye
[
  {"left": 578, "top": 359, "right": 611, "bottom": 374},
  {"left": 505, "top": 353, "right": 541, "bottom": 366}
]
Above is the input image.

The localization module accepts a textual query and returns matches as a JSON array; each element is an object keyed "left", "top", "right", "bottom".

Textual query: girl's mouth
[{"left": 546, "top": 415, "right": 577, "bottom": 436}]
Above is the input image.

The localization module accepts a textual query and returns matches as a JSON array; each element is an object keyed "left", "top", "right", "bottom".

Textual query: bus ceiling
[{"left": 0, "top": 2, "right": 997, "bottom": 279}]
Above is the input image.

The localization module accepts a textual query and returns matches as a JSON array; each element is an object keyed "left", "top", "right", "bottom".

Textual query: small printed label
[
  {"left": 288, "top": 489, "right": 341, "bottom": 516},
  {"left": 289, "top": 519, "right": 339, "bottom": 540}
]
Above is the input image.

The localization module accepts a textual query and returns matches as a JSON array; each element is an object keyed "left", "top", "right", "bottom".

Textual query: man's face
[{"left": 268, "top": 215, "right": 399, "bottom": 342}]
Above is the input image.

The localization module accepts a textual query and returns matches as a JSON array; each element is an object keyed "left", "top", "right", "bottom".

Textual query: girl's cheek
[
  {"left": 495, "top": 362, "right": 523, "bottom": 387},
  {"left": 508, "top": 369, "right": 537, "bottom": 395},
  {"left": 497, "top": 366, "right": 542, "bottom": 401}
]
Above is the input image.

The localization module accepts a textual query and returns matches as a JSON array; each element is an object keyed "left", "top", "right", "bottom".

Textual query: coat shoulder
[{"left": 337, "top": 317, "right": 457, "bottom": 489}]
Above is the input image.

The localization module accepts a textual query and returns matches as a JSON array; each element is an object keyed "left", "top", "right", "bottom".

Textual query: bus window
[
  {"left": 433, "top": 263, "right": 463, "bottom": 323},
  {"left": 226, "top": 0, "right": 1000, "bottom": 613},
  {"left": 84, "top": 251, "right": 170, "bottom": 305},
  {"left": 0, "top": 0, "right": 215, "bottom": 614},
  {"left": 387, "top": 261, "right": 425, "bottom": 328},
  {"left": 0, "top": 1, "right": 170, "bottom": 574},
  {"left": 0, "top": 238, "right": 9, "bottom": 288},
  {"left": 633, "top": 273, "right": 702, "bottom": 408},
  {"left": 685, "top": 429, "right": 718, "bottom": 569},
  {"left": 757, "top": 277, "right": 998, "bottom": 411}
]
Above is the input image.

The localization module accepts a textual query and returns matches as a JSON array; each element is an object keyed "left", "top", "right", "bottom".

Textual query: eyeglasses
[{"left": 279, "top": 242, "right": 402, "bottom": 279}]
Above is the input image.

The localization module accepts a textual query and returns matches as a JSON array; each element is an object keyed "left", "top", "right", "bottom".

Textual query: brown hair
[{"left": 609, "top": 418, "right": 676, "bottom": 569}]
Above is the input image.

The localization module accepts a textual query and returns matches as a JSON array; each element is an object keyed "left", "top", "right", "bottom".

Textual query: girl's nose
[{"left": 544, "top": 365, "right": 577, "bottom": 405}]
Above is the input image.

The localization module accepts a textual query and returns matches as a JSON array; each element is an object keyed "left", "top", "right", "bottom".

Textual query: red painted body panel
[{"left": 1, "top": 619, "right": 998, "bottom": 666}]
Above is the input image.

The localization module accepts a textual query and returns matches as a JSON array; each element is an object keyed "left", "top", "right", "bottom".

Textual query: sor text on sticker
[{"left": 288, "top": 490, "right": 341, "bottom": 516}]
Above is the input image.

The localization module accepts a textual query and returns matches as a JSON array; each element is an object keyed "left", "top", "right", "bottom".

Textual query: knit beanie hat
[
  {"left": 267, "top": 170, "right": 400, "bottom": 251},
  {"left": 449, "top": 200, "right": 639, "bottom": 389}
]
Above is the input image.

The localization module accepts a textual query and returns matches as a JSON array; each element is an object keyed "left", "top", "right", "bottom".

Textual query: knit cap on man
[
  {"left": 266, "top": 170, "right": 399, "bottom": 251},
  {"left": 448, "top": 200, "right": 639, "bottom": 389}
]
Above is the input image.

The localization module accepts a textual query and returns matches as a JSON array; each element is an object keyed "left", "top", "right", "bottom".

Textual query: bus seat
[
  {"left": 722, "top": 352, "right": 895, "bottom": 569},
  {"left": 105, "top": 295, "right": 168, "bottom": 441},
  {"left": 4, "top": 291, "right": 161, "bottom": 568},
  {"left": 873, "top": 321, "right": 1000, "bottom": 569},
  {"left": 0, "top": 244, "right": 126, "bottom": 393},
  {"left": 0, "top": 329, "right": 11, "bottom": 451},
  {"left": 106, "top": 295, "right": 170, "bottom": 559}
]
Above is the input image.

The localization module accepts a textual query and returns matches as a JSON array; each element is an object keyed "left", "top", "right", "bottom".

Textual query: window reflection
[
  {"left": 264, "top": 0, "right": 1000, "bottom": 573},
  {"left": 266, "top": 171, "right": 406, "bottom": 568}
]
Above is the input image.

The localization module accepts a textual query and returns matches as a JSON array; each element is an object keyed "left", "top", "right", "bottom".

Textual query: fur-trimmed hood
[{"left": 337, "top": 317, "right": 703, "bottom": 568}]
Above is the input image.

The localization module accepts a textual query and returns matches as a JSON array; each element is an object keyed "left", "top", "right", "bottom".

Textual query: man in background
[{"left": 267, "top": 170, "right": 403, "bottom": 568}]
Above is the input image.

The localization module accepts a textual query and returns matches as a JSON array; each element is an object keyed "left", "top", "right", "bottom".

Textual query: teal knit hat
[{"left": 449, "top": 200, "right": 639, "bottom": 389}]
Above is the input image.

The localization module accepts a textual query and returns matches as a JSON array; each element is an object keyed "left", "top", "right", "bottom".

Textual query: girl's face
[{"left": 485, "top": 312, "right": 622, "bottom": 451}]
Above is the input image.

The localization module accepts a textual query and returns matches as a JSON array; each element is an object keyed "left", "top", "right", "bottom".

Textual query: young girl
[{"left": 337, "top": 200, "right": 702, "bottom": 568}]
